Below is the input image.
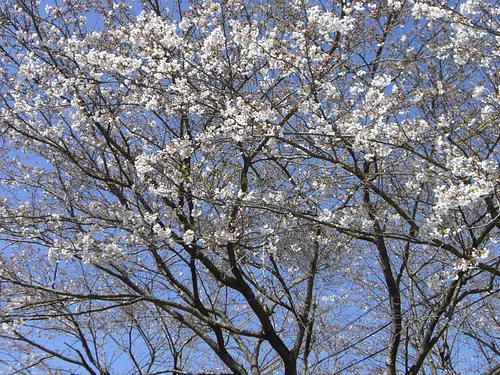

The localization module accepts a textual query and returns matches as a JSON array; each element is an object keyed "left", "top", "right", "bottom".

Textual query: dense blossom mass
[{"left": 0, "top": 0, "right": 499, "bottom": 374}]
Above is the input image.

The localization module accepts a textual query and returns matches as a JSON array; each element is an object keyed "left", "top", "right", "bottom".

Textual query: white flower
[
  {"left": 183, "top": 229, "right": 195, "bottom": 245},
  {"left": 153, "top": 224, "right": 172, "bottom": 240}
]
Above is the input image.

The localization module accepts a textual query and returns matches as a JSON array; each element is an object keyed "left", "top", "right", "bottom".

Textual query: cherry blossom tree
[{"left": 0, "top": 0, "right": 499, "bottom": 374}]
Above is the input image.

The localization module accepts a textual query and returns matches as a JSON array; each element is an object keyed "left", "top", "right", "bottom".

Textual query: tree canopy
[{"left": 0, "top": 0, "right": 499, "bottom": 374}]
